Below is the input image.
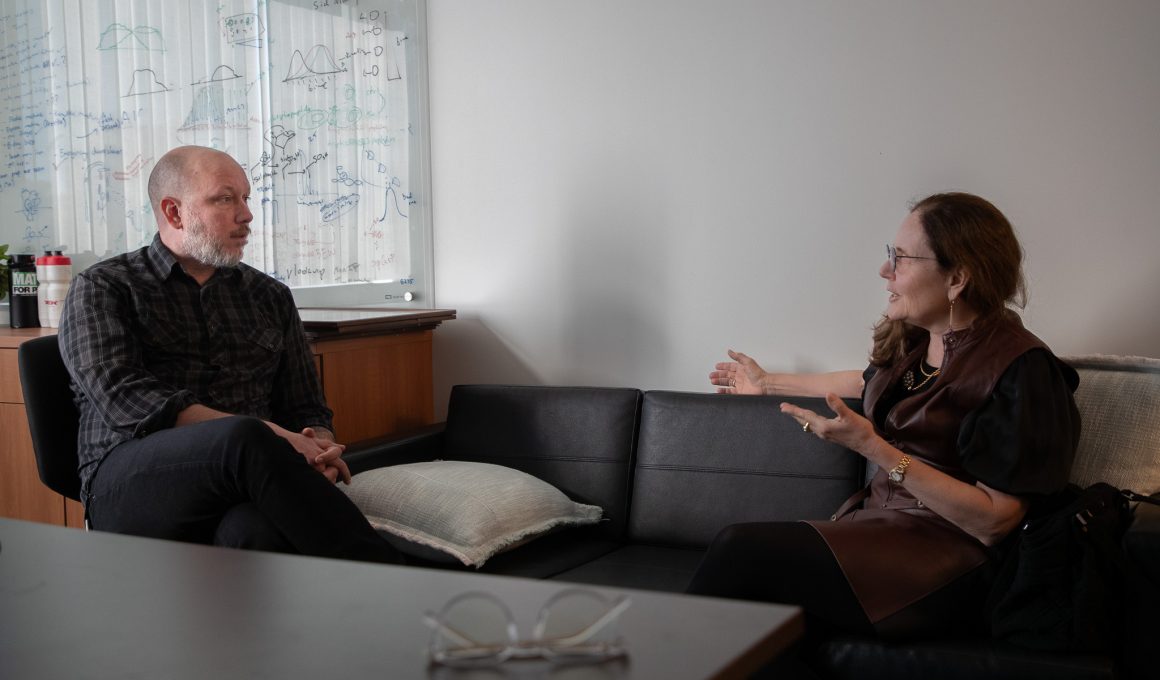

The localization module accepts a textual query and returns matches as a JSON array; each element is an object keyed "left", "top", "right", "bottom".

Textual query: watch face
[{"left": 889, "top": 470, "right": 903, "bottom": 483}]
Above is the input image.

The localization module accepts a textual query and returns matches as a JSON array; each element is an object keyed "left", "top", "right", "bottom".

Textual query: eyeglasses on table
[{"left": 423, "top": 587, "right": 632, "bottom": 668}]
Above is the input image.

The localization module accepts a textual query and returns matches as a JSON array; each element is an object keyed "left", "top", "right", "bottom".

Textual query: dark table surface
[{"left": 0, "top": 518, "right": 802, "bottom": 679}]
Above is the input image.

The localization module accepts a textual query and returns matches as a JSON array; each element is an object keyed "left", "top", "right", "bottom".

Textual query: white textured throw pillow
[{"left": 341, "top": 461, "right": 603, "bottom": 567}]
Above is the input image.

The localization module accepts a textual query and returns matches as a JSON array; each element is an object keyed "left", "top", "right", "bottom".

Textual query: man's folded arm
[{"left": 58, "top": 272, "right": 198, "bottom": 437}]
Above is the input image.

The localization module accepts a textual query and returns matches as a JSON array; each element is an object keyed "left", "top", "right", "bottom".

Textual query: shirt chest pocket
[{"left": 228, "top": 327, "right": 285, "bottom": 383}]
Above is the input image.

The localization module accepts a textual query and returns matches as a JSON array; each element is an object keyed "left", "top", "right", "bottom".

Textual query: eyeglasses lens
[
  {"left": 429, "top": 593, "right": 515, "bottom": 665},
  {"left": 535, "top": 590, "right": 626, "bottom": 659}
]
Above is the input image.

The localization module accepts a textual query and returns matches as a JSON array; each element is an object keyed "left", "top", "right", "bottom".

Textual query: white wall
[{"left": 426, "top": 0, "right": 1160, "bottom": 416}]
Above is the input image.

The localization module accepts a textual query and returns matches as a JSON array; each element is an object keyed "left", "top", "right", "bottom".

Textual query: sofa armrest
[
  {"left": 343, "top": 423, "right": 447, "bottom": 474},
  {"left": 1125, "top": 499, "right": 1160, "bottom": 581},
  {"left": 1122, "top": 499, "right": 1160, "bottom": 680}
]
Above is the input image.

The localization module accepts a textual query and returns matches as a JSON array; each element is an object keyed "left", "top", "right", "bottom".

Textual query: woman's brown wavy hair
[{"left": 869, "top": 192, "right": 1028, "bottom": 367}]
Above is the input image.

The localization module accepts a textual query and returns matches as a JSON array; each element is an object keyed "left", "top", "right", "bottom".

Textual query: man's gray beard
[{"left": 185, "top": 219, "right": 245, "bottom": 268}]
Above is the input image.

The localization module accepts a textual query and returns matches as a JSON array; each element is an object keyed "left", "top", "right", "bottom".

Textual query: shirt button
[
  {"left": 882, "top": 503, "right": 888, "bottom": 508},
  {"left": 917, "top": 500, "right": 924, "bottom": 507}
]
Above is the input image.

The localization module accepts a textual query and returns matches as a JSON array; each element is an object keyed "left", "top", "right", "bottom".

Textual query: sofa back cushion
[
  {"left": 1064, "top": 355, "right": 1160, "bottom": 494},
  {"left": 629, "top": 391, "right": 866, "bottom": 549},
  {"left": 441, "top": 385, "right": 642, "bottom": 541}
]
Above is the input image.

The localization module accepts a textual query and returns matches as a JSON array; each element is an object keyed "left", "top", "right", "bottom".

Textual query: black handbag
[{"left": 987, "top": 482, "right": 1160, "bottom": 653}]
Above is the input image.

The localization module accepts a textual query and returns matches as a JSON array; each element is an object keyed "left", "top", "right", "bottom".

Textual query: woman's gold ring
[
  {"left": 802, "top": 422, "right": 812, "bottom": 433},
  {"left": 729, "top": 378, "right": 736, "bottom": 388}
]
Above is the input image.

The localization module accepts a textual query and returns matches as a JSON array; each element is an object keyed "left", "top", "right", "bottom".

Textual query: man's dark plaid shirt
[{"left": 58, "top": 235, "right": 333, "bottom": 498}]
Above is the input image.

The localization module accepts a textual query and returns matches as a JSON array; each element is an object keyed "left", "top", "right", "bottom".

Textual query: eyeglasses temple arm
[{"left": 545, "top": 597, "right": 632, "bottom": 648}]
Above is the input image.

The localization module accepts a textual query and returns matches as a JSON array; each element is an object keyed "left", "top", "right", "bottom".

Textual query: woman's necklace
[{"left": 902, "top": 360, "right": 940, "bottom": 392}]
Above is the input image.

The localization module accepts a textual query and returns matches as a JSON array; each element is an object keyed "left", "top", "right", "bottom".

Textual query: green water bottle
[{"left": 8, "top": 253, "right": 40, "bottom": 328}]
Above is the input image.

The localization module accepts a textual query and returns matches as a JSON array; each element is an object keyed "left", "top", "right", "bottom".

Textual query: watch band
[{"left": 888, "top": 454, "right": 912, "bottom": 484}]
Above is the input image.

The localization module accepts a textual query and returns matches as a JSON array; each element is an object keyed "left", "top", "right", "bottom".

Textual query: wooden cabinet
[
  {"left": 310, "top": 330, "right": 436, "bottom": 443},
  {"left": 0, "top": 309, "right": 452, "bottom": 528}
]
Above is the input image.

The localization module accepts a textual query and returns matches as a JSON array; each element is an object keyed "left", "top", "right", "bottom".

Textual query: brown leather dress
[{"left": 806, "top": 315, "right": 1071, "bottom": 627}]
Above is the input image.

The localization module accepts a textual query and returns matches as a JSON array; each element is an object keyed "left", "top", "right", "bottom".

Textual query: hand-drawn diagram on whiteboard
[
  {"left": 224, "top": 12, "right": 264, "bottom": 48},
  {"left": 98, "top": 23, "right": 165, "bottom": 51},
  {"left": 284, "top": 44, "right": 347, "bottom": 94},
  {"left": 0, "top": 0, "right": 427, "bottom": 296},
  {"left": 124, "top": 68, "right": 171, "bottom": 97},
  {"left": 180, "top": 79, "right": 249, "bottom": 133},
  {"left": 194, "top": 65, "right": 242, "bottom": 85},
  {"left": 18, "top": 188, "right": 48, "bottom": 222}
]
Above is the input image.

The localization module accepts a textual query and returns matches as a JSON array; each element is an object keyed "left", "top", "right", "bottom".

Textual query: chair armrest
[{"left": 343, "top": 423, "right": 447, "bottom": 474}]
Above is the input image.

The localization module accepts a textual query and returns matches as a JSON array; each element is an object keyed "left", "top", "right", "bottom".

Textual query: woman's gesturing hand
[
  {"left": 780, "top": 393, "right": 883, "bottom": 460},
  {"left": 710, "top": 349, "right": 767, "bottom": 395}
]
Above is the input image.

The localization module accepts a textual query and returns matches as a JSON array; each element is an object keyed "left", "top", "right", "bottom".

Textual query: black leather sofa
[{"left": 346, "top": 383, "right": 1160, "bottom": 679}]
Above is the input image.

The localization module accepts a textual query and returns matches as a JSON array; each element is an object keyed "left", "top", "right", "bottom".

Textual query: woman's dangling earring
[{"left": 948, "top": 297, "right": 956, "bottom": 331}]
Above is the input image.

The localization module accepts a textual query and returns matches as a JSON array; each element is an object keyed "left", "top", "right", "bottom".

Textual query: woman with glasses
[{"left": 689, "top": 192, "right": 1080, "bottom": 643}]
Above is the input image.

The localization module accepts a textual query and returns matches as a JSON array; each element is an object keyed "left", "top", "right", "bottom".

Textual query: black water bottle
[{"left": 8, "top": 253, "right": 40, "bottom": 328}]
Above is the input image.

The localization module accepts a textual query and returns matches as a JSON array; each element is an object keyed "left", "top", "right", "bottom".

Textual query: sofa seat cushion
[
  {"left": 402, "top": 526, "right": 623, "bottom": 580},
  {"left": 342, "top": 461, "right": 603, "bottom": 567},
  {"left": 815, "top": 637, "right": 1114, "bottom": 680},
  {"left": 550, "top": 545, "right": 706, "bottom": 593}
]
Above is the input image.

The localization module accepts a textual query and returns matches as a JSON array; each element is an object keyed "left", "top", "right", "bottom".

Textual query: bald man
[{"left": 58, "top": 146, "right": 402, "bottom": 564}]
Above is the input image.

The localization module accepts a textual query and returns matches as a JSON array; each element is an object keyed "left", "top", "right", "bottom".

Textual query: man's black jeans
[{"left": 86, "top": 416, "right": 402, "bottom": 565}]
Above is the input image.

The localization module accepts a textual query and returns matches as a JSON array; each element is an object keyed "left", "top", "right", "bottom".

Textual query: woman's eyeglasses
[
  {"left": 886, "top": 244, "right": 938, "bottom": 272},
  {"left": 423, "top": 588, "right": 631, "bottom": 667}
]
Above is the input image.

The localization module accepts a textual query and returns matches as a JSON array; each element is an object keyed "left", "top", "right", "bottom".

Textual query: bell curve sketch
[
  {"left": 97, "top": 23, "right": 164, "bottom": 51},
  {"left": 192, "top": 65, "right": 243, "bottom": 86},
  {"left": 284, "top": 44, "right": 347, "bottom": 82},
  {"left": 123, "top": 68, "right": 170, "bottom": 97}
]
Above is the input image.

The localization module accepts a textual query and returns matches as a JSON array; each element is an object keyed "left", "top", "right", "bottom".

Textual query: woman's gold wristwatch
[{"left": 888, "top": 455, "right": 912, "bottom": 484}]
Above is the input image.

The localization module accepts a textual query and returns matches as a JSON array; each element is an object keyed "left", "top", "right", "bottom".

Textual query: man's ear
[{"left": 160, "top": 197, "right": 183, "bottom": 229}]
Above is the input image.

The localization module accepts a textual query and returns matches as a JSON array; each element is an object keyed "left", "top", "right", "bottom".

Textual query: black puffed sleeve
[{"left": 957, "top": 348, "right": 1081, "bottom": 496}]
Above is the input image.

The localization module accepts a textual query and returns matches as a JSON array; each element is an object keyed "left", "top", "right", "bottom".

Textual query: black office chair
[{"left": 17, "top": 334, "right": 82, "bottom": 503}]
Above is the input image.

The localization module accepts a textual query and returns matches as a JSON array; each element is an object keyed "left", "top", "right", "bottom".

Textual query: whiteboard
[{"left": 0, "top": 0, "right": 432, "bottom": 306}]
